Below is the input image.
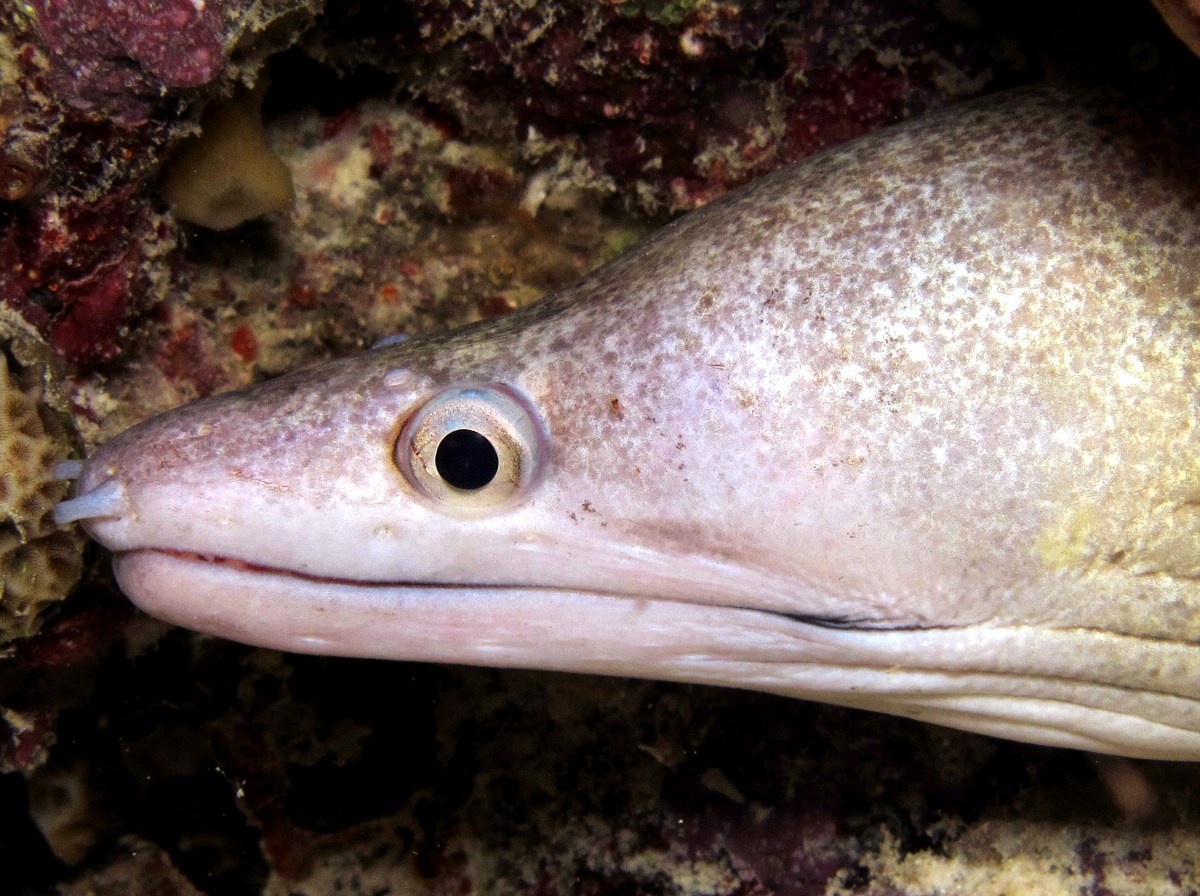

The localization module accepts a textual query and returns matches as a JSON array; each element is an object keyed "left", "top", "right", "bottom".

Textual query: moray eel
[{"left": 57, "top": 86, "right": 1200, "bottom": 759}]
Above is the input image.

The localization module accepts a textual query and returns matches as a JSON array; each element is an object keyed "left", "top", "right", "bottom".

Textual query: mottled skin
[{"left": 71, "top": 86, "right": 1200, "bottom": 758}]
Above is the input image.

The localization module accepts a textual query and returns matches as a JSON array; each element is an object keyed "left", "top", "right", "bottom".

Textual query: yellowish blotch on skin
[
  {"left": 1123, "top": 500, "right": 1200, "bottom": 578},
  {"left": 1037, "top": 497, "right": 1200, "bottom": 580},
  {"left": 1036, "top": 503, "right": 1103, "bottom": 571},
  {"left": 161, "top": 79, "right": 295, "bottom": 230}
]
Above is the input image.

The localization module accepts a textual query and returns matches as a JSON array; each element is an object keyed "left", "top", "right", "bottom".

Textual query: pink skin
[{"left": 61, "top": 87, "right": 1200, "bottom": 759}]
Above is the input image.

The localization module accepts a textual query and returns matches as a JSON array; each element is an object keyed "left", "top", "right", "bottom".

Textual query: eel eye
[{"left": 397, "top": 385, "right": 546, "bottom": 513}]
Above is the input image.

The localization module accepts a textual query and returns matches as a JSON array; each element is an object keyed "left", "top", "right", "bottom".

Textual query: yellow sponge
[
  {"left": 0, "top": 340, "right": 84, "bottom": 641},
  {"left": 161, "top": 79, "right": 295, "bottom": 230}
]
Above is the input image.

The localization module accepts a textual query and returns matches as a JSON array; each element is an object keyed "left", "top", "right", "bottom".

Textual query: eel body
[{"left": 59, "top": 86, "right": 1200, "bottom": 759}]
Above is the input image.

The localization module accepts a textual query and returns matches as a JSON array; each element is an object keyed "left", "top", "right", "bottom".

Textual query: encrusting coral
[{"left": 0, "top": 317, "right": 84, "bottom": 641}]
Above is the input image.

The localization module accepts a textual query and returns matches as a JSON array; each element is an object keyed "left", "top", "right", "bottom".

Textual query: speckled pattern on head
[{"left": 68, "top": 85, "right": 1200, "bottom": 758}]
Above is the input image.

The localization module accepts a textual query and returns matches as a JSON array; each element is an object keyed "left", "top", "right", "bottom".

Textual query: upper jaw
[{"left": 58, "top": 428, "right": 840, "bottom": 616}]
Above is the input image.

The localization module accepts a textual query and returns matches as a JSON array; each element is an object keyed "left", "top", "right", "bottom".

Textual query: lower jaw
[{"left": 109, "top": 550, "right": 1200, "bottom": 760}]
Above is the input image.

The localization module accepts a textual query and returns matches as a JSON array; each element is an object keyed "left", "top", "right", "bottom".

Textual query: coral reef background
[{"left": 3, "top": 1, "right": 1200, "bottom": 894}]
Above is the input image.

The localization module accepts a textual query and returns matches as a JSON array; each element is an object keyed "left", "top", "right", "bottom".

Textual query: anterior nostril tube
[{"left": 52, "top": 480, "right": 131, "bottom": 525}]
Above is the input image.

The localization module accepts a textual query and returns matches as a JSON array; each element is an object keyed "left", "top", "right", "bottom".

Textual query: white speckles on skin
[
  {"left": 901, "top": 339, "right": 928, "bottom": 365},
  {"left": 78, "top": 86, "right": 1200, "bottom": 758},
  {"left": 498, "top": 85, "right": 1200, "bottom": 636}
]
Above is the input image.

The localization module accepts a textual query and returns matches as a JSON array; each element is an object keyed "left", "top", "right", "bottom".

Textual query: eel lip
[
  {"left": 110, "top": 548, "right": 547, "bottom": 658},
  {"left": 140, "top": 548, "right": 407, "bottom": 589},
  {"left": 121, "top": 550, "right": 868, "bottom": 631},
  {"left": 121, "top": 548, "right": 632, "bottom": 596},
  {"left": 108, "top": 549, "right": 850, "bottom": 672},
  {"left": 108, "top": 549, "right": 790, "bottom": 676}
]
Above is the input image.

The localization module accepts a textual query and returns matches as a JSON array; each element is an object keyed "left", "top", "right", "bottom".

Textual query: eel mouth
[
  {"left": 108, "top": 548, "right": 898, "bottom": 671},
  {"left": 122, "top": 548, "right": 878, "bottom": 632},
  {"left": 128, "top": 547, "right": 703, "bottom": 601},
  {"left": 107, "top": 547, "right": 806, "bottom": 665},
  {"left": 145, "top": 548, "right": 438, "bottom": 590}
]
